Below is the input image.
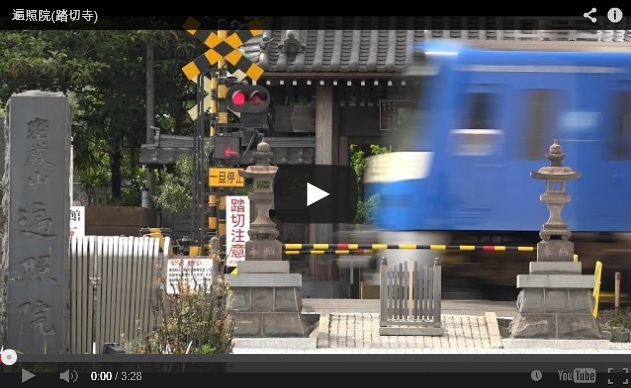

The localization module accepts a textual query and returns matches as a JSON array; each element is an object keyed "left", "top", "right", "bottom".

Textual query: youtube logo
[{"left": 273, "top": 165, "right": 358, "bottom": 224}]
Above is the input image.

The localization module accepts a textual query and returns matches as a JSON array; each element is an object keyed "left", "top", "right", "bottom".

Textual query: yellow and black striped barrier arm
[{"left": 282, "top": 243, "right": 536, "bottom": 253}]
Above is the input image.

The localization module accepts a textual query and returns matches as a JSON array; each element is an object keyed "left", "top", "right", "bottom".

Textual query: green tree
[
  {"left": 350, "top": 144, "right": 389, "bottom": 224},
  {"left": 0, "top": 30, "right": 204, "bottom": 205},
  {"left": 153, "top": 154, "right": 193, "bottom": 215}
]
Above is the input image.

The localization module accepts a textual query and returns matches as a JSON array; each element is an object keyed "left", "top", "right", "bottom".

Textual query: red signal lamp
[
  {"left": 250, "top": 91, "right": 268, "bottom": 106},
  {"left": 231, "top": 90, "right": 247, "bottom": 106}
]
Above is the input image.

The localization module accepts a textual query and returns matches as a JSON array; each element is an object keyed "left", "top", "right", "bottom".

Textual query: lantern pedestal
[
  {"left": 508, "top": 257, "right": 601, "bottom": 339},
  {"left": 508, "top": 140, "right": 602, "bottom": 340},
  {"left": 226, "top": 261, "right": 311, "bottom": 337},
  {"left": 226, "top": 142, "right": 311, "bottom": 338}
]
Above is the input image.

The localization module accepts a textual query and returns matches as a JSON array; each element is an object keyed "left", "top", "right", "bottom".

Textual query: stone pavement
[
  {"left": 317, "top": 312, "right": 503, "bottom": 349},
  {"left": 231, "top": 299, "right": 631, "bottom": 353}
]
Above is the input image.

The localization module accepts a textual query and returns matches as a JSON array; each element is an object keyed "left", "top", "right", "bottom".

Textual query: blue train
[{"left": 364, "top": 40, "right": 631, "bottom": 292}]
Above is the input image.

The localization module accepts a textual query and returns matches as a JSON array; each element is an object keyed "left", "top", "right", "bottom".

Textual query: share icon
[{"left": 584, "top": 8, "right": 597, "bottom": 23}]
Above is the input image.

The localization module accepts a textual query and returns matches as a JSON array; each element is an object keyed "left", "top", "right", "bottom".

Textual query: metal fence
[
  {"left": 69, "top": 235, "right": 170, "bottom": 354},
  {"left": 379, "top": 257, "right": 444, "bottom": 336}
]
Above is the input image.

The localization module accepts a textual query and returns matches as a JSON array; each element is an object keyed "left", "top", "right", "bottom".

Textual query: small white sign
[
  {"left": 226, "top": 195, "right": 250, "bottom": 267},
  {"left": 166, "top": 257, "right": 215, "bottom": 294},
  {"left": 70, "top": 206, "right": 85, "bottom": 237}
]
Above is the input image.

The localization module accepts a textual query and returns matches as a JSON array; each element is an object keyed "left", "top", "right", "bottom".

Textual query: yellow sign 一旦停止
[{"left": 209, "top": 167, "right": 245, "bottom": 187}]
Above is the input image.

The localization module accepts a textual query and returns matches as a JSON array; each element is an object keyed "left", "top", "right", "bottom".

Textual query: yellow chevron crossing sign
[{"left": 182, "top": 17, "right": 265, "bottom": 82}]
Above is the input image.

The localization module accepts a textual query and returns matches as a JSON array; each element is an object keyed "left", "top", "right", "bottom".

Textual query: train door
[
  {"left": 509, "top": 74, "right": 574, "bottom": 230},
  {"left": 447, "top": 80, "right": 507, "bottom": 230},
  {"left": 591, "top": 80, "right": 631, "bottom": 231}
]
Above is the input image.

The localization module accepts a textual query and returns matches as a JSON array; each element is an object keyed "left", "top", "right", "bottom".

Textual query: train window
[
  {"left": 461, "top": 92, "right": 496, "bottom": 129},
  {"left": 452, "top": 92, "right": 502, "bottom": 155},
  {"left": 522, "top": 90, "right": 557, "bottom": 160},
  {"left": 450, "top": 129, "right": 503, "bottom": 156},
  {"left": 610, "top": 91, "right": 631, "bottom": 160}
]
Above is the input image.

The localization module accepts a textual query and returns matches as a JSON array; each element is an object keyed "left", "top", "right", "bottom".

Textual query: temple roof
[{"left": 238, "top": 19, "right": 631, "bottom": 75}]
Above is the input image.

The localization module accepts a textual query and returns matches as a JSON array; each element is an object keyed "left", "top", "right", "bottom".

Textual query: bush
[{"left": 124, "top": 257, "right": 234, "bottom": 354}]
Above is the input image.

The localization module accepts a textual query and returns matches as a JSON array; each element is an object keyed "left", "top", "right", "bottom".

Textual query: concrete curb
[
  {"left": 316, "top": 313, "right": 330, "bottom": 348},
  {"left": 484, "top": 312, "right": 504, "bottom": 348},
  {"left": 502, "top": 338, "right": 612, "bottom": 350},
  {"left": 232, "top": 337, "right": 318, "bottom": 350}
]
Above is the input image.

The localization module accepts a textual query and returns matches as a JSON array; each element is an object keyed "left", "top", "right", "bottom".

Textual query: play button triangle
[{"left": 307, "top": 183, "right": 329, "bottom": 206}]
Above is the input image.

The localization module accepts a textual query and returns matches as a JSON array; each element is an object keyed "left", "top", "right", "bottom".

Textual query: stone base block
[
  {"left": 517, "top": 274, "right": 594, "bottom": 289},
  {"left": 529, "top": 262, "right": 582, "bottom": 274},
  {"left": 502, "top": 338, "right": 611, "bottom": 350},
  {"left": 226, "top": 273, "right": 301, "bottom": 287},
  {"left": 509, "top": 312, "right": 602, "bottom": 339},
  {"left": 517, "top": 288, "right": 594, "bottom": 314},
  {"left": 228, "top": 286, "right": 303, "bottom": 312},
  {"left": 232, "top": 312, "right": 311, "bottom": 337},
  {"left": 238, "top": 261, "right": 289, "bottom": 274},
  {"left": 537, "top": 240, "right": 574, "bottom": 262},
  {"left": 245, "top": 240, "right": 283, "bottom": 261}
]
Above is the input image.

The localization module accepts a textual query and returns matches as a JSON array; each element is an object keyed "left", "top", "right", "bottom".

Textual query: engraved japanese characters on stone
[
  {"left": 17, "top": 300, "right": 56, "bottom": 336},
  {"left": 26, "top": 117, "right": 49, "bottom": 140},
  {"left": 18, "top": 202, "right": 57, "bottom": 239},
  {"left": 16, "top": 254, "right": 58, "bottom": 285},
  {"left": 25, "top": 117, "right": 52, "bottom": 187},
  {"left": 28, "top": 170, "right": 49, "bottom": 187},
  {"left": 27, "top": 141, "right": 52, "bottom": 168}
]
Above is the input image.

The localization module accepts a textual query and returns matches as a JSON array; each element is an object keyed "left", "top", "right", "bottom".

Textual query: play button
[
  {"left": 273, "top": 165, "right": 358, "bottom": 224},
  {"left": 22, "top": 369, "right": 36, "bottom": 384},
  {"left": 307, "top": 183, "right": 329, "bottom": 206}
]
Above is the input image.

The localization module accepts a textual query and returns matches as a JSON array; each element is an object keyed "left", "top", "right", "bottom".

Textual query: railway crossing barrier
[
  {"left": 379, "top": 257, "right": 444, "bottom": 336},
  {"left": 282, "top": 243, "right": 536, "bottom": 255}
]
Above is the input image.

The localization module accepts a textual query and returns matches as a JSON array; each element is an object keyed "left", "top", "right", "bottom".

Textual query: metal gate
[
  {"left": 379, "top": 257, "right": 444, "bottom": 336},
  {"left": 69, "top": 236, "right": 170, "bottom": 354}
]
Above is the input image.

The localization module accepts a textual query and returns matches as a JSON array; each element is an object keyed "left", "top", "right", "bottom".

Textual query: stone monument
[
  {"left": 1, "top": 92, "right": 71, "bottom": 353},
  {"left": 225, "top": 141, "right": 310, "bottom": 337},
  {"left": 508, "top": 140, "right": 602, "bottom": 340}
]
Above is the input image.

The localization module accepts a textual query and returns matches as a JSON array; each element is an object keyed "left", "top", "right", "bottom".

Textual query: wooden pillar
[{"left": 309, "top": 83, "right": 335, "bottom": 280}]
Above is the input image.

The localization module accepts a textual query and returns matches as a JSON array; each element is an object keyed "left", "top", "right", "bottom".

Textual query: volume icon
[{"left": 60, "top": 369, "right": 79, "bottom": 383}]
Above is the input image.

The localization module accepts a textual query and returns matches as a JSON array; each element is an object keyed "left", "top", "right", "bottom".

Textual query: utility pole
[
  {"left": 145, "top": 41, "right": 156, "bottom": 219},
  {"left": 182, "top": 17, "right": 266, "bottom": 256},
  {"left": 215, "top": 27, "right": 228, "bottom": 255}
]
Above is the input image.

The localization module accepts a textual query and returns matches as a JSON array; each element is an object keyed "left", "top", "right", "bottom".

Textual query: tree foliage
[
  {"left": 0, "top": 30, "right": 204, "bottom": 205},
  {"left": 153, "top": 154, "right": 193, "bottom": 215},
  {"left": 350, "top": 144, "right": 389, "bottom": 224}
]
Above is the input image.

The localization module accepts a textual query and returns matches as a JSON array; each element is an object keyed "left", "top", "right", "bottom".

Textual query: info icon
[
  {"left": 273, "top": 165, "right": 358, "bottom": 224},
  {"left": 608, "top": 7, "right": 623, "bottom": 23}
]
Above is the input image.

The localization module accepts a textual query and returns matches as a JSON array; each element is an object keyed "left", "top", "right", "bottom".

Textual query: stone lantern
[
  {"left": 225, "top": 141, "right": 311, "bottom": 339},
  {"left": 531, "top": 139, "right": 581, "bottom": 253},
  {"left": 239, "top": 141, "right": 282, "bottom": 260},
  {"left": 507, "top": 140, "right": 604, "bottom": 343}
]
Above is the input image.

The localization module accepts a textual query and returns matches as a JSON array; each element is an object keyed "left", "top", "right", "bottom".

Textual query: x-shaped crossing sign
[{"left": 182, "top": 17, "right": 265, "bottom": 83}]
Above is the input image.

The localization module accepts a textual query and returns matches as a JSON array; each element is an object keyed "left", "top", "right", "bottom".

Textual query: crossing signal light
[
  {"left": 213, "top": 135, "right": 240, "bottom": 160},
  {"left": 226, "top": 85, "right": 270, "bottom": 128}
]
